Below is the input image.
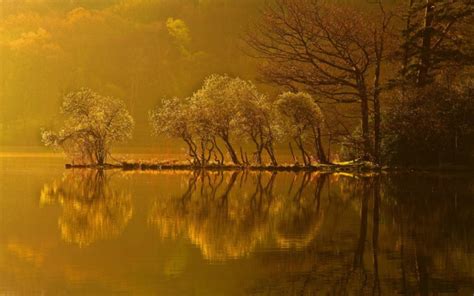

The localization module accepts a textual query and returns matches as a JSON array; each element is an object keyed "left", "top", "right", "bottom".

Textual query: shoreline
[{"left": 64, "top": 161, "right": 474, "bottom": 173}]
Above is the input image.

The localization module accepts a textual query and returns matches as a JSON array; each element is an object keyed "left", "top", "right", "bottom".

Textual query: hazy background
[{"left": 0, "top": 0, "right": 271, "bottom": 150}]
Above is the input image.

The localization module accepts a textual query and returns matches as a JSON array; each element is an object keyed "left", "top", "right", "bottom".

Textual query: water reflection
[
  {"left": 248, "top": 174, "right": 474, "bottom": 295},
  {"left": 148, "top": 172, "right": 327, "bottom": 260},
  {"left": 149, "top": 171, "right": 268, "bottom": 260},
  {"left": 34, "top": 169, "right": 474, "bottom": 294},
  {"left": 40, "top": 169, "right": 133, "bottom": 247},
  {"left": 146, "top": 171, "right": 474, "bottom": 293},
  {"left": 382, "top": 175, "right": 474, "bottom": 295}
]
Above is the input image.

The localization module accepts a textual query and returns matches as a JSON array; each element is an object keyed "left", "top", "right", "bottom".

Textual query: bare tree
[{"left": 246, "top": 0, "right": 393, "bottom": 162}]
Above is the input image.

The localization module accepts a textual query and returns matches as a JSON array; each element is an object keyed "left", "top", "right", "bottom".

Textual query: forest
[{"left": 40, "top": 0, "right": 474, "bottom": 169}]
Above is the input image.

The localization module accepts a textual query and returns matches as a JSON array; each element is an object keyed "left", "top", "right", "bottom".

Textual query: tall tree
[
  {"left": 399, "top": 0, "right": 473, "bottom": 86},
  {"left": 246, "top": 0, "right": 392, "bottom": 162}
]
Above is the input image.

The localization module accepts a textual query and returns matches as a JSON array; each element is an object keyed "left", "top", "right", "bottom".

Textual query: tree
[
  {"left": 42, "top": 88, "right": 134, "bottom": 165},
  {"left": 188, "top": 95, "right": 223, "bottom": 166},
  {"left": 150, "top": 96, "right": 223, "bottom": 166},
  {"left": 233, "top": 80, "right": 280, "bottom": 166},
  {"left": 246, "top": 0, "right": 393, "bottom": 162},
  {"left": 383, "top": 80, "right": 474, "bottom": 165},
  {"left": 276, "top": 92, "right": 328, "bottom": 165},
  {"left": 192, "top": 74, "right": 242, "bottom": 165},
  {"left": 385, "top": 0, "right": 474, "bottom": 166},
  {"left": 399, "top": 0, "right": 473, "bottom": 86},
  {"left": 150, "top": 97, "right": 200, "bottom": 165}
]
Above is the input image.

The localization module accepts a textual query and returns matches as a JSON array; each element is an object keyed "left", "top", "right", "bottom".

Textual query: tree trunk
[
  {"left": 295, "top": 136, "right": 310, "bottom": 166},
  {"left": 373, "top": 43, "right": 383, "bottom": 164},
  {"left": 264, "top": 144, "right": 278, "bottom": 166},
  {"left": 360, "top": 86, "right": 372, "bottom": 161},
  {"left": 251, "top": 136, "right": 263, "bottom": 165},
  {"left": 212, "top": 137, "right": 224, "bottom": 165},
  {"left": 402, "top": 0, "right": 415, "bottom": 78},
  {"left": 184, "top": 137, "right": 200, "bottom": 166},
  {"left": 205, "top": 140, "right": 214, "bottom": 164},
  {"left": 240, "top": 147, "right": 248, "bottom": 166},
  {"left": 289, "top": 142, "right": 297, "bottom": 164},
  {"left": 312, "top": 126, "right": 329, "bottom": 164},
  {"left": 417, "top": 0, "right": 434, "bottom": 86},
  {"left": 97, "top": 154, "right": 104, "bottom": 166},
  {"left": 200, "top": 140, "right": 206, "bottom": 166},
  {"left": 95, "top": 139, "right": 106, "bottom": 165},
  {"left": 222, "top": 135, "right": 241, "bottom": 165}
]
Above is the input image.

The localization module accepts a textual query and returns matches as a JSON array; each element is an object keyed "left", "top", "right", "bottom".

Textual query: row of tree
[
  {"left": 41, "top": 78, "right": 331, "bottom": 167},
  {"left": 149, "top": 74, "right": 329, "bottom": 166}
]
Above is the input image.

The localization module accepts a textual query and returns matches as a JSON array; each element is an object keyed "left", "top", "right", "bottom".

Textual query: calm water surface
[{"left": 0, "top": 155, "right": 473, "bottom": 295}]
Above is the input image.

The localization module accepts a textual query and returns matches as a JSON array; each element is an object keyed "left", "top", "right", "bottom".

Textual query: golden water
[{"left": 0, "top": 155, "right": 473, "bottom": 295}]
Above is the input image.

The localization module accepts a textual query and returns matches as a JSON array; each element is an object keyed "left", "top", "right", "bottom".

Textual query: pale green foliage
[
  {"left": 276, "top": 92, "right": 327, "bottom": 165},
  {"left": 189, "top": 74, "right": 244, "bottom": 164},
  {"left": 232, "top": 81, "right": 281, "bottom": 165},
  {"left": 149, "top": 97, "right": 193, "bottom": 139},
  {"left": 42, "top": 88, "right": 134, "bottom": 164},
  {"left": 276, "top": 92, "right": 324, "bottom": 138},
  {"left": 152, "top": 82, "right": 329, "bottom": 166},
  {"left": 192, "top": 74, "right": 239, "bottom": 139},
  {"left": 166, "top": 17, "right": 191, "bottom": 45},
  {"left": 149, "top": 74, "right": 281, "bottom": 165},
  {"left": 149, "top": 97, "right": 205, "bottom": 164}
]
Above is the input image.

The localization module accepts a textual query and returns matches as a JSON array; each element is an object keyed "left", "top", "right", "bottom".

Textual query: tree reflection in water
[
  {"left": 148, "top": 171, "right": 327, "bottom": 261},
  {"left": 250, "top": 174, "right": 474, "bottom": 295},
  {"left": 40, "top": 169, "right": 132, "bottom": 247},
  {"left": 35, "top": 169, "right": 474, "bottom": 294},
  {"left": 271, "top": 172, "right": 326, "bottom": 249},
  {"left": 147, "top": 171, "right": 473, "bottom": 294}
]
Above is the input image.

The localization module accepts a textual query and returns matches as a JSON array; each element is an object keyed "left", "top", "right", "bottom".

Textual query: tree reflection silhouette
[
  {"left": 384, "top": 174, "right": 474, "bottom": 295},
  {"left": 40, "top": 169, "right": 132, "bottom": 247},
  {"left": 247, "top": 174, "right": 474, "bottom": 295},
  {"left": 273, "top": 173, "right": 326, "bottom": 249},
  {"left": 149, "top": 171, "right": 327, "bottom": 261}
]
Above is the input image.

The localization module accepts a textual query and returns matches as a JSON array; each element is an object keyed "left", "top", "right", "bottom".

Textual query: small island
[{"left": 40, "top": 85, "right": 383, "bottom": 173}]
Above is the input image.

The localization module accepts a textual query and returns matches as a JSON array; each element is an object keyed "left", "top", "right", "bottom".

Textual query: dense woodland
[{"left": 42, "top": 0, "right": 474, "bottom": 168}]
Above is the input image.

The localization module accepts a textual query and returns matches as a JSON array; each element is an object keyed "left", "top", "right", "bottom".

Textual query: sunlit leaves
[
  {"left": 42, "top": 88, "right": 134, "bottom": 164},
  {"left": 40, "top": 170, "right": 133, "bottom": 247}
]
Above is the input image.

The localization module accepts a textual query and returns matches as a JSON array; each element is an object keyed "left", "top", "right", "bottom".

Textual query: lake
[{"left": 0, "top": 155, "right": 473, "bottom": 295}]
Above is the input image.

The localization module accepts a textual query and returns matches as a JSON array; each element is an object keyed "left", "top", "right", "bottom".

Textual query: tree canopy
[{"left": 42, "top": 88, "right": 134, "bottom": 165}]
